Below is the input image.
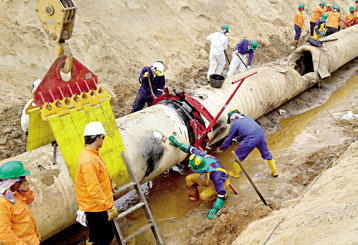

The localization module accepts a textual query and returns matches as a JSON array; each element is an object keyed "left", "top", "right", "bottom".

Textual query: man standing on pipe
[
  {"left": 131, "top": 61, "right": 165, "bottom": 113},
  {"left": 227, "top": 39, "right": 258, "bottom": 77},
  {"left": 75, "top": 122, "right": 119, "bottom": 245},
  {"left": 219, "top": 109, "right": 278, "bottom": 178},
  {"left": 206, "top": 25, "right": 229, "bottom": 82},
  {"left": 294, "top": 4, "right": 305, "bottom": 48},
  {"left": 0, "top": 161, "right": 41, "bottom": 244},
  {"left": 169, "top": 135, "right": 229, "bottom": 220},
  {"left": 310, "top": 2, "right": 326, "bottom": 37}
]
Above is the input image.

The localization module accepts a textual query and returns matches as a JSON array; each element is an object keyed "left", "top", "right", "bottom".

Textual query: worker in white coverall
[
  {"left": 21, "top": 79, "right": 41, "bottom": 135},
  {"left": 206, "top": 24, "right": 229, "bottom": 81}
]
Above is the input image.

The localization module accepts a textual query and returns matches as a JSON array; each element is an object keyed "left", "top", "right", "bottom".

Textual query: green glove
[
  {"left": 169, "top": 135, "right": 189, "bottom": 153},
  {"left": 169, "top": 135, "right": 180, "bottom": 147},
  {"left": 206, "top": 197, "right": 225, "bottom": 220},
  {"left": 320, "top": 32, "right": 324, "bottom": 36}
]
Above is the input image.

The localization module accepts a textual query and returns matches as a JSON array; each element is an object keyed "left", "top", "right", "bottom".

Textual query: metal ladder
[{"left": 113, "top": 151, "right": 164, "bottom": 244}]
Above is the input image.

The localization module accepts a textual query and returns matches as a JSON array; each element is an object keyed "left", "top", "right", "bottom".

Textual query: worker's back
[
  {"left": 327, "top": 11, "right": 340, "bottom": 28},
  {"left": 232, "top": 115, "right": 265, "bottom": 140}
]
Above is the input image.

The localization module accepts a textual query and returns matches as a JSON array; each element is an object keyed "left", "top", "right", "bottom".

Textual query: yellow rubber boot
[
  {"left": 86, "top": 241, "right": 93, "bottom": 245},
  {"left": 267, "top": 159, "right": 278, "bottom": 177},
  {"left": 229, "top": 161, "right": 241, "bottom": 178}
]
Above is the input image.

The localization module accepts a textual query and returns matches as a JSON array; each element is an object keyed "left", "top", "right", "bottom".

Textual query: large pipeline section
[{"left": 1, "top": 25, "right": 358, "bottom": 239}]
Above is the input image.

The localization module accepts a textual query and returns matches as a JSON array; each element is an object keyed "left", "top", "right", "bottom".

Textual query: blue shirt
[
  {"left": 221, "top": 114, "right": 265, "bottom": 149},
  {"left": 138, "top": 67, "right": 165, "bottom": 99},
  {"left": 234, "top": 39, "right": 255, "bottom": 66}
]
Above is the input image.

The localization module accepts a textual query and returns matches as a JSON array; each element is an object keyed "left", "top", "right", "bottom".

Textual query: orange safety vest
[
  {"left": 0, "top": 189, "right": 41, "bottom": 245},
  {"left": 295, "top": 11, "right": 304, "bottom": 29},
  {"left": 344, "top": 13, "right": 358, "bottom": 28},
  {"left": 310, "top": 6, "right": 326, "bottom": 23},
  {"left": 327, "top": 11, "right": 341, "bottom": 28},
  {"left": 75, "top": 147, "right": 114, "bottom": 212}
]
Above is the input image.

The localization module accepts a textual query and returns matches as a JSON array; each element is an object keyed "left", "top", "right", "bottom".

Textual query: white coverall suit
[
  {"left": 206, "top": 31, "right": 228, "bottom": 80},
  {"left": 227, "top": 52, "right": 247, "bottom": 77}
]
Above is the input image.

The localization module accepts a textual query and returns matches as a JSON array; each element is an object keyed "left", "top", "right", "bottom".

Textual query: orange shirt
[
  {"left": 310, "top": 6, "right": 326, "bottom": 23},
  {"left": 355, "top": 3, "right": 358, "bottom": 13},
  {"left": 0, "top": 189, "right": 41, "bottom": 245},
  {"left": 327, "top": 11, "right": 341, "bottom": 28},
  {"left": 75, "top": 147, "right": 114, "bottom": 212},
  {"left": 295, "top": 11, "right": 304, "bottom": 28},
  {"left": 344, "top": 13, "right": 358, "bottom": 28}
]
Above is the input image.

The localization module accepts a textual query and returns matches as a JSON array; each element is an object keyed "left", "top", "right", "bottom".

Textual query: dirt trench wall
[{"left": 2, "top": 26, "right": 358, "bottom": 240}]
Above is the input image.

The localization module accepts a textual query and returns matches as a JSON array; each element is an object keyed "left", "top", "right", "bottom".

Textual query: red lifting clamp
[{"left": 33, "top": 55, "right": 98, "bottom": 107}]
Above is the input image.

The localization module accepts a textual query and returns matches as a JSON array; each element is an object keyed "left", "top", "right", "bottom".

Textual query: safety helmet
[
  {"left": 349, "top": 6, "right": 355, "bottom": 12},
  {"left": 326, "top": 3, "right": 332, "bottom": 8},
  {"left": 250, "top": 40, "right": 258, "bottom": 50},
  {"left": 152, "top": 61, "right": 164, "bottom": 76},
  {"left": 333, "top": 4, "right": 340, "bottom": 10},
  {"left": 221, "top": 24, "right": 229, "bottom": 33},
  {"left": 188, "top": 154, "right": 209, "bottom": 171},
  {"left": 83, "top": 121, "right": 107, "bottom": 136},
  {"left": 319, "top": 2, "right": 326, "bottom": 6},
  {"left": 227, "top": 108, "right": 241, "bottom": 124},
  {"left": 298, "top": 4, "right": 305, "bottom": 9},
  {"left": 322, "top": 13, "right": 328, "bottom": 20},
  {"left": 0, "top": 161, "right": 31, "bottom": 179}
]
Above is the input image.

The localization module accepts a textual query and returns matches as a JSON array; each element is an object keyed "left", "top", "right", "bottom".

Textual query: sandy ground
[{"left": 1, "top": 0, "right": 358, "bottom": 244}]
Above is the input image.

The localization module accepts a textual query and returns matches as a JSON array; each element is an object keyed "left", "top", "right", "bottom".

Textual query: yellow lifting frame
[{"left": 44, "top": 90, "right": 130, "bottom": 187}]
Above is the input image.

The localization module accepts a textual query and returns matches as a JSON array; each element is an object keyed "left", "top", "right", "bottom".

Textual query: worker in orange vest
[
  {"left": 355, "top": 0, "right": 358, "bottom": 13},
  {"left": 326, "top": 5, "right": 341, "bottom": 36},
  {"left": 344, "top": 6, "right": 357, "bottom": 28},
  {"left": 75, "top": 121, "right": 118, "bottom": 245},
  {"left": 326, "top": 3, "right": 333, "bottom": 12},
  {"left": 0, "top": 161, "right": 41, "bottom": 245},
  {"left": 310, "top": 2, "right": 326, "bottom": 36},
  {"left": 294, "top": 4, "right": 305, "bottom": 48}
]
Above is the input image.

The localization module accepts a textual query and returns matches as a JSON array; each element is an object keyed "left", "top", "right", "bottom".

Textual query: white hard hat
[
  {"left": 83, "top": 121, "right": 107, "bottom": 136},
  {"left": 32, "top": 79, "right": 41, "bottom": 89},
  {"left": 152, "top": 61, "right": 164, "bottom": 76}
]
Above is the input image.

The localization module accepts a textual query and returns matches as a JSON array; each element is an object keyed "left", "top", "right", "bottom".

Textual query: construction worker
[
  {"left": 0, "top": 161, "right": 41, "bottom": 244},
  {"left": 294, "top": 4, "right": 305, "bottom": 48},
  {"left": 206, "top": 25, "right": 229, "bottom": 81},
  {"left": 310, "top": 2, "right": 326, "bottom": 36},
  {"left": 131, "top": 61, "right": 165, "bottom": 113},
  {"left": 344, "top": 6, "right": 358, "bottom": 28},
  {"left": 227, "top": 39, "right": 258, "bottom": 77},
  {"left": 75, "top": 121, "right": 118, "bottom": 245},
  {"left": 219, "top": 109, "right": 278, "bottom": 178},
  {"left": 325, "top": 5, "right": 341, "bottom": 36},
  {"left": 313, "top": 13, "right": 328, "bottom": 40},
  {"left": 355, "top": 0, "right": 358, "bottom": 12},
  {"left": 169, "top": 135, "right": 229, "bottom": 220},
  {"left": 326, "top": 3, "right": 333, "bottom": 12},
  {"left": 21, "top": 79, "right": 41, "bottom": 135}
]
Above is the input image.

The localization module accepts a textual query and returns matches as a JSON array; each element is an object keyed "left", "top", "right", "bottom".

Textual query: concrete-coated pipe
[{"left": 1, "top": 25, "right": 358, "bottom": 239}]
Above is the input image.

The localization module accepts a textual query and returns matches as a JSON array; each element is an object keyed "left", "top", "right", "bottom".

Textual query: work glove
[
  {"left": 143, "top": 72, "right": 150, "bottom": 78},
  {"left": 76, "top": 210, "right": 87, "bottom": 227},
  {"left": 18, "top": 179, "right": 29, "bottom": 192},
  {"left": 320, "top": 32, "right": 324, "bottom": 36},
  {"left": 107, "top": 206, "right": 119, "bottom": 221},
  {"left": 234, "top": 50, "right": 239, "bottom": 55},
  {"left": 206, "top": 207, "right": 220, "bottom": 220},
  {"left": 206, "top": 197, "right": 225, "bottom": 220},
  {"left": 169, "top": 135, "right": 181, "bottom": 147},
  {"left": 169, "top": 135, "right": 190, "bottom": 153}
]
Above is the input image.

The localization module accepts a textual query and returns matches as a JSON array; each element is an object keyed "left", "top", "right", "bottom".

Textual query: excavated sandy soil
[{"left": 1, "top": 0, "right": 358, "bottom": 244}]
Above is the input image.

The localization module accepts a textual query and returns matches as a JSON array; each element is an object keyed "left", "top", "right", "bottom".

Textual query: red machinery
[{"left": 152, "top": 72, "right": 257, "bottom": 151}]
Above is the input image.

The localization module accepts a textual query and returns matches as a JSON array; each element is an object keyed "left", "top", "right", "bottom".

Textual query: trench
[{"left": 43, "top": 64, "right": 358, "bottom": 244}]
